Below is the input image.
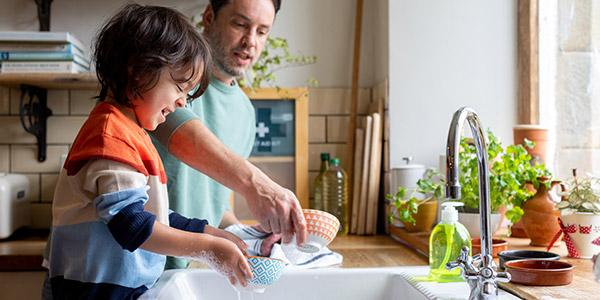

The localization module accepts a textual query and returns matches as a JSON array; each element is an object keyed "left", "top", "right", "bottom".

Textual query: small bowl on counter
[
  {"left": 471, "top": 238, "right": 508, "bottom": 258},
  {"left": 504, "top": 259, "right": 574, "bottom": 286},
  {"left": 497, "top": 249, "right": 561, "bottom": 271}
]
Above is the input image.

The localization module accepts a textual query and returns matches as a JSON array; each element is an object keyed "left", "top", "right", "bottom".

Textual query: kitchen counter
[
  {"left": 3, "top": 228, "right": 597, "bottom": 300},
  {"left": 0, "top": 229, "right": 47, "bottom": 271},
  {"left": 390, "top": 226, "right": 598, "bottom": 300}
]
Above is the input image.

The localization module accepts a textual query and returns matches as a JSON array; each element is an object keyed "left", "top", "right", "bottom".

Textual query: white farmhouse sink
[{"left": 140, "top": 266, "right": 521, "bottom": 300}]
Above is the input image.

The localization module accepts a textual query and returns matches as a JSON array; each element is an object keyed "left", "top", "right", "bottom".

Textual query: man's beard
[{"left": 207, "top": 28, "right": 250, "bottom": 78}]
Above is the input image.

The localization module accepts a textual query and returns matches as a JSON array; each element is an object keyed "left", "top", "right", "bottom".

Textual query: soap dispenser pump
[{"left": 428, "top": 201, "right": 471, "bottom": 282}]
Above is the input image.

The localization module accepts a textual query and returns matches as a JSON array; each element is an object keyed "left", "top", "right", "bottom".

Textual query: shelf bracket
[{"left": 19, "top": 84, "right": 52, "bottom": 162}]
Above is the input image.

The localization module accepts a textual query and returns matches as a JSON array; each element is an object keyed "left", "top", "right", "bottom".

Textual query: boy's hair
[
  {"left": 94, "top": 4, "right": 211, "bottom": 107},
  {"left": 210, "top": 0, "right": 281, "bottom": 17}
]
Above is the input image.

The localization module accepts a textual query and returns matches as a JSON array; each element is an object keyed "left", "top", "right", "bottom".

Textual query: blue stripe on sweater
[
  {"left": 93, "top": 186, "right": 149, "bottom": 224},
  {"left": 49, "top": 221, "right": 165, "bottom": 289}
]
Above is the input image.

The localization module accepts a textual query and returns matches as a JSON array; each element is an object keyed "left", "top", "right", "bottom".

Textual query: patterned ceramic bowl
[
  {"left": 296, "top": 209, "right": 340, "bottom": 253},
  {"left": 238, "top": 255, "right": 287, "bottom": 293}
]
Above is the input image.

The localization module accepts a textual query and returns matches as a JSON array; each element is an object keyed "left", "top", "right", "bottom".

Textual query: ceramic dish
[
  {"left": 497, "top": 250, "right": 561, "bottom": 271},
  {"left": 296, "top": 209, "right": 340, "bottom": 253},
  {"left": 471, "top": 238, "right": 508, "bottom": 258},
  {"left": 504, "top": 259, "right": 574, "bottom": 286},
  {"left": 236, "top": 256, "right": 287, "bottom": 293}
]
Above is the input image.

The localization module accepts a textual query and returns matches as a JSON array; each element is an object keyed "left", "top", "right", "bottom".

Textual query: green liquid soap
[{"left": 428, "top": 202, "right": 471, "bottom": 282}]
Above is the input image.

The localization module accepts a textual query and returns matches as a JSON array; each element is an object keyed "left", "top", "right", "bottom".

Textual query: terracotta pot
[
  {"left": 521, "top": 177, "right": 565, "bottom": 246},
  {"left": 509, "top": 219, "right": 528, "bottom": 238},
  {"left": 471, "top": 238, "right": 508, "bottom": 258},
  {"left": 392, "top": 200, "right": 438, "bottom": 232},
  {"left": 513, "top": 125, "right": 548, "bottom": 166}
]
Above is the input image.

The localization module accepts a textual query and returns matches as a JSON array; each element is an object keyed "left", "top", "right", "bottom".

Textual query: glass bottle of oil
[
  {"left": 312, "top": 153, "right": 330, "bottom": 210},
  {"left": 323, "top": 158, "right": 348, "bottom": 235},
  {"left": 429, "top": 202, "right": 471, "bottom": 282}
]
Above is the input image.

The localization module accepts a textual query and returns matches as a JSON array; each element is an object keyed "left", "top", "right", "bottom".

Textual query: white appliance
[{"left": 0, "top": 173, "right": 30, "bottom": 239}]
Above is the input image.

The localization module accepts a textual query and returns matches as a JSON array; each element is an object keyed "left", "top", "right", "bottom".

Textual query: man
[{"left": 150, "top": 0, "right": 307, "bottom": 270}]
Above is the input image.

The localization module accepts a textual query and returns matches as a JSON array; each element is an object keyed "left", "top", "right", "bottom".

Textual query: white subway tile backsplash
[
  {"left": 0, "top": 86, "right": 9, "bottom": 115},
  {"left": 327, "top": 116, "right": 350, "bottom": 143},
  {"left": 11, "top": 145, "right": 69, "bottom": 173},
  {"left": 308, "top": 88, "right": 371, "bottom": 115},
  {"left": 30, "top": 203, "right": 52, "bottom": 229},
  {"left": 70, "top": 89, "right": 98, "bottom": 115},
  {"left": 0, "top": 145, "right": 8, "bottom": 173},
  {"left": 47, "top": 89, "right": 69, "bottom": 115},
  {"left": 309, "top": 116, "right": 326, "bottom": 143},
  {"left": 25, "top": 174, "right": 40, "bottom": 202},
  {"left": 9, "top": 88, "right": 20, "bottom": 115},
  {"left": 41, "top": 174, "right": 59, "bottom": 202},
  {"left": 308, "top": 143, "right": 348, "bottom": 171},
  {"left": 0, "top": 116, "right": 37, "bottom": 144},
  {"left": 47, "top": 116, "right": 87, "bottom": 143}
]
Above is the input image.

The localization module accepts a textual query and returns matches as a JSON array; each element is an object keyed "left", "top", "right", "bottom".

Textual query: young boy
[{"left": 45, "top": 4, "right": 252, "bottom": 299}]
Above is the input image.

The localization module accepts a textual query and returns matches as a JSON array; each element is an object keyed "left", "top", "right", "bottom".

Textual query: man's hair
[
  {"left": 210, "top": 0, "right": 281, "bottom": 17},
  {"left": 94, "top": 4, "right": 212, "bottom": 107}
]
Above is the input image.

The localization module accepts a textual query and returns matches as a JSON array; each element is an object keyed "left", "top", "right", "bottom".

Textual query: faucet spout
[{"left": 444, "top": 107, "right": 510, "bottom": 299}]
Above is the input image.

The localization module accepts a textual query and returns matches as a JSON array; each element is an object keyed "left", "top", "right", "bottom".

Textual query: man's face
[{"left": 204, "top": 0, "right": 276, "bottom": 81}]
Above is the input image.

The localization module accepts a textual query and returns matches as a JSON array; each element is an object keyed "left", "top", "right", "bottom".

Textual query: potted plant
[
  {"left": 387, "top": 169, "right": 444, "bottom": 232},
  {"left": 457, "top": 128, "right": 551, "bottom": 237},
  {"left": 555, "top": 170, "right": 600, "bottom": 258}
]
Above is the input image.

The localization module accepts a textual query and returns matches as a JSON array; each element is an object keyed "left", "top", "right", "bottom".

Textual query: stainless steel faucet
[{"left": 444, "top": 107, "right": 510, "bottom": 300}]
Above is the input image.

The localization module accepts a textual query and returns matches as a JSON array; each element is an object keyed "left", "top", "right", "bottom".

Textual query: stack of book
[{"left": 0, "top": 31, "right": 90, "bottom": 74}]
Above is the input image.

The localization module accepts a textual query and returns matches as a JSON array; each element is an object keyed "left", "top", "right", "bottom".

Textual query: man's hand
[{"left": 244, "top": 176, "right": 307, "bottom": 246}]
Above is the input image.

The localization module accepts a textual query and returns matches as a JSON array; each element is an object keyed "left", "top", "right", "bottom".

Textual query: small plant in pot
[
  {"left": 555, "top": 169, "right": 600, "bottom": 258},
  {"left": 457, "top": 128, "right": 551, "bottom": 238},
  {"left": 387, "top": 170, "right": 444, "bottom": 232}
]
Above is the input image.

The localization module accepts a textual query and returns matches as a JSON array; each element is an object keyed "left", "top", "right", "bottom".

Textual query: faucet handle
[{"left": 495, "top": 270, "right": 511, "bottom": 283}]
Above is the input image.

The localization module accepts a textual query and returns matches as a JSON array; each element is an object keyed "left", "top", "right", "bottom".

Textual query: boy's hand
[
  {"left": 205, "top": 236, "right": 253, "bottom": 287},
  {"left": 204, "top": 225, "right": 248, "bottom": 255}
]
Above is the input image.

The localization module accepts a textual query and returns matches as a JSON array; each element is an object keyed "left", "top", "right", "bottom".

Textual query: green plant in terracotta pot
[
  {"left": 555, "top": 170, "right": 600, "bottom": 258},
  {"left": 387, "top": 170, "right": 444, "bottom": 232},
  {"left": 457, "top": 128, "right": 551, "bottom": 237}
]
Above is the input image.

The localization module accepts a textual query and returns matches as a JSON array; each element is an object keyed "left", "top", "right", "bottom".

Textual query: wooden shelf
[
  {"left": 248, "top": 156, "right": 295, "bottom": 163},
  {"left": 0, "top": 73, "right": 98, "bottom": 89}
]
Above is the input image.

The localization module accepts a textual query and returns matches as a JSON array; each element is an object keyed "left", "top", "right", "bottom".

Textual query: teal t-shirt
[{"left": 150, "top": 76, "right": 256, "bottom": 269}]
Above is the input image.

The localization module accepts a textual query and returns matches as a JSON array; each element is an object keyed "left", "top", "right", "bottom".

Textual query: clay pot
[
  {"left": 510, "top": 219, "right": 528, "bottom": 238},
  {"left": 394, "top": 200, "right": 438, "bottom": 232},
  {"left": 513, "top": 125, "right": 548, "bottom": 166},
  {"left": 521, "top": 177, "right": 565, "bottom": 247}
]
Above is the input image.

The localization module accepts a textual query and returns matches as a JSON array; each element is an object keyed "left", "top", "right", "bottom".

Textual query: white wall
[
  {"left": 388, "top": 0, "right": 518, "bottom": 170},
  {"left": 0, "top": 0, "right": 386, "bottom": 88}
]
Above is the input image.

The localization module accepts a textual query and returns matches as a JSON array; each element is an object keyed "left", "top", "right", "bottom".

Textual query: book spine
[
  {"left": 0, "top": 42, "right": 70, "bottom": 52},
  {"left": 0, "top": 61, "right": 88, "bottom": 73},
  {"left": 0, "top": 52, "right": 90, "bottom": 67},
  {"left": 0, "top": 32, "right": 86, "bottom": 54}
]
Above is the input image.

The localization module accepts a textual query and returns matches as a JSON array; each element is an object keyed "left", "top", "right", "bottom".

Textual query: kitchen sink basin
[{"left": 139, "top": 266, "right": 522, "bottom": 300}]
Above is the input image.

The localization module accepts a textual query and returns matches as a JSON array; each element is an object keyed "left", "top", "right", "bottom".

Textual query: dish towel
[{"left": 225, "top": 223, "right": 343, "bottom": 269}]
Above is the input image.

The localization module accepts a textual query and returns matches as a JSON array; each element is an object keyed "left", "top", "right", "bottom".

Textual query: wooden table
[{"left": 390, "top": 226, "right": 598, "bottom": 300}]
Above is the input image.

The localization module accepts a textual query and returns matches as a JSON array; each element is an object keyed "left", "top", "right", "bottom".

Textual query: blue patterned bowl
[{"left": 240, "top": 255, "right": 287, "bottom": 293}]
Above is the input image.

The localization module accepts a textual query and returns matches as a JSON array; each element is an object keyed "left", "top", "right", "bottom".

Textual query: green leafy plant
[
  {"left": 387, "top": 170, "right": 445, "bottom": 225},
  {"left": 557, "top": 170, "right": 600, "bottom": 215},
  {"left": 458, "top": 128, "right": 551, "bottom": 224},
  {"left": 193, "top": 15, "right": 317, "bottom": 93}
]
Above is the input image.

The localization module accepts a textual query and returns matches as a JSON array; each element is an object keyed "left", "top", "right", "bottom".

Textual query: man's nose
[{"left": 242, "top": 30, "right": 257, "bottom": 48}]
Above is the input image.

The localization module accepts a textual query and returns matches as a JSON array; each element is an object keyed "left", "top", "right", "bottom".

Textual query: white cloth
[{"left": 225, "top": 223, "right": 343, "bottom": 269}]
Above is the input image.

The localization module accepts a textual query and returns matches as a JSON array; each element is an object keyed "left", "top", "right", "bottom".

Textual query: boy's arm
[
  {"left": 167, "top": 118, "right": 307, "bottom": 245},
  {"left": 140, "top": 221, "right": 252, "bottom": 286}
]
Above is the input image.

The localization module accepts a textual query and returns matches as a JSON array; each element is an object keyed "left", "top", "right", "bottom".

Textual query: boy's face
[
  {"left": 203, "top": 0, "right": 275, "bottom": 83},
  {"left": 132, "top": 67, "right": 200, "bottom": 130}
]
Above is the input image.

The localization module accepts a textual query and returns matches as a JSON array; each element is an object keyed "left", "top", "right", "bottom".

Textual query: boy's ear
[{"left": 202, "top": 4, "right": 215, "bottom": 31}]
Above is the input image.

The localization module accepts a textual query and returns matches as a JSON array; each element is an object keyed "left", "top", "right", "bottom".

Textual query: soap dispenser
[{"left": 428, "top": 201, "right": 471, "bottom": 282}]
